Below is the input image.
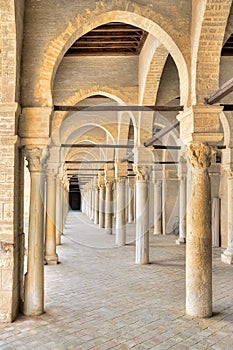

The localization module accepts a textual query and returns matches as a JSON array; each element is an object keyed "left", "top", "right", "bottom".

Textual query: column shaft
[
  {"left": 135, "top": 180, "right": 149, "bottom": 264},
  {"left": 56, "top": 177, "right": 62, "bottom": 245},
  {"left": 154, "top": 180, "right": 162, "bottom": 235},
  {"left": 105, "top": 182, "right": 113, "bottom": 234},
  {"left": 94, "top": 187, "right": 99, "bottom": 225},
  {"left": 221, "top": 174, "right": 233, "bottom": 263},
  {"left": 128, "top": 179, "right": 134, "bottom": 223},
  {"left": 176, "top": 177, "right": 186, "bottom": 244},
  {"left": 99, "top": 185, "right": 105, "bottom": 228},
  {"left": 116, "top": 178, "right": 126, "bottom": 246},
  {"left": 24, "top": 160, "right": 45, "bottom": 316},
  {"left": 186, "top": 143, "right": 212, "bottom": 318},
  {"left": 45, "top": 172, "right": 58, "bottom": 265}
]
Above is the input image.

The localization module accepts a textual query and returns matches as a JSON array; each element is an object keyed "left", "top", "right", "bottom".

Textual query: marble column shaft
[
  {"left": 128, "top": 178, "right": 135, "bottom": 223},
  {"left": 55, "top": 176, "right": 62, "bottom": 245},
  {"left": 115, "top": 178, "right": 126, "bottom": 246},
  {"left": 135, "top": 167, "right": 149, "bottom": 264},
  {"left": 99, "top": 185, "right": 106, "bottom": 228},
  {"left": 24, "top": 147, "right": 45, "bottom": 316},
  {"left": 153, "top": 180, "right": 162, "bottom": 235},
  {"left": 105, "top": 181, "right": 113, "bottom": 234},
  {"left": 186, "top": 143, "right": 213, "bottom": 318},
  {"left": 94, "top": 186, "right": 99, "bottom": 225},
  {"left": 45, "top": 170, "right": 58, "bottom": 265},
  {"left": 221, "top": 173, "right": 233, "bottom": 263},
  {"left": 176, "top": 175, "right": 186, "bottom": 244}
]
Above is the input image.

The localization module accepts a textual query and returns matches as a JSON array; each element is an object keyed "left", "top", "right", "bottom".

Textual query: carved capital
[
  {"left": 133, "top": 165, "right": 150, "bottom": 182},
  {"left": 187, "top": 143, "right": 214, "bottom": 170},
  {"left": 25, "top": 147, "right": 48, "bottom": 172}
]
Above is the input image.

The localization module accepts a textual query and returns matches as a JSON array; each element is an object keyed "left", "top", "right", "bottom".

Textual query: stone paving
[{"left": 1, "top": 211, "right": 233, "bottom": 349}]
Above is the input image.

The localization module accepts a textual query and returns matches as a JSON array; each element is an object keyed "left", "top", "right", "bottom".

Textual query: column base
[
  {"left": 153, "top": 231, "right": 162, "bottom": 235},
  {"left": 176, "top": 237, "right": 186, "bottom": 245},
  {"left": 221, "top": 249, "right": 233, "bottom": 264},
  {"left": 45, "top": 254, "right": 59, "bottom": 265}
]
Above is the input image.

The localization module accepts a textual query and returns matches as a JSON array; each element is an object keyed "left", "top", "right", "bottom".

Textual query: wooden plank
[
  {"left": 54, "top": 105, "right": 183, "bottom": 112},
  {"left": 65, "top": 161, "right": 114, "bottom": 164},
  {"left": 205, "top": 77, "right": 233, "bottom": 104},
  {"left": 61, "top": 144, "right": 133, "bottom": 149},
  {"left": 153, "top": 145, "right": 181, "bottom": 150},
  {"left": 144, "top": 119, "right": 180, "bottom": 147}
]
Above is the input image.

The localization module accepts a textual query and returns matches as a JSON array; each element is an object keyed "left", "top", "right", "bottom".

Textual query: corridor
[{"left": 0, "top": 211, "right": 233, "bottom": 350}]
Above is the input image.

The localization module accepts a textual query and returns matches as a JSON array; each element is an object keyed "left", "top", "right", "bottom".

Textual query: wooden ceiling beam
[
  {"left": 54, "top": 105, "right": 183, "bottom": 112},
  {"left": 205, "top": 77, "right": 233, "bottom": 104}
]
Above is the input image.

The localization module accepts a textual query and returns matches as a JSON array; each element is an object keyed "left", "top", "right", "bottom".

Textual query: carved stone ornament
[
  {"left": 187, "top": 143, "right": 214, "bottom": 170},
  {"left": 133, "top": 165, "right": 150, "bottom": 181},
  {"left": 24, "top": 147, "right": 45, "bottom": 172}
]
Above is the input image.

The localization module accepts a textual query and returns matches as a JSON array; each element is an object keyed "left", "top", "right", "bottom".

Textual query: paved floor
[{"left": 1, "top": 211, "right": 233, "bottom": 349}]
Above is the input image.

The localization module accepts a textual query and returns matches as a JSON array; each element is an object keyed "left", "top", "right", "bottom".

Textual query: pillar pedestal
[
  {"left": 23, "top": 146, "right": 46, "bottom": 316},
  {"left": 186, "top": 143, "right": 213, "bottom": 318}
]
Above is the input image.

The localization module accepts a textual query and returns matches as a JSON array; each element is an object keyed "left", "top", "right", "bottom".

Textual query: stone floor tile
[{"left": 0, "top": 211, "right": 233, "bottom": 349}]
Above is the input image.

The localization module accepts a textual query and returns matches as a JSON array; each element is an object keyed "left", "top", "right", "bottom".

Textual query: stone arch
[
  {"left": 52, "top": 88, "right": 137, "bottom": 150},
  {"left": 142, "top": 45, "right": 169, "bottom": 105},
  {"left": 26, "top": 9, "right": 189, "bottom": 107},
  {"left": 192, "top": 0, "right": 232, "bottom": 103}
]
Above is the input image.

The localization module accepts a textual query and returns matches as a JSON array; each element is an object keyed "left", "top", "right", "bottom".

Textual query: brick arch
[
  {"left": 52, "top": 87, "right": 137, "bottom": 149},
  {"left": 192, "top": 0, "right": 232, "bottom": 104},
  {"left": 63, "top": 124, "right": 115, "bottom": 161},
  {"left": 142, "top": 45, "right": 169, "bottom": 105},
  {"left": 26, "top": 8, "right": 189, "bottom": 108}
]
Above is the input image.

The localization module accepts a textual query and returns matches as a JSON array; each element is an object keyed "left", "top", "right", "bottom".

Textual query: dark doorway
[{"left": 69, "top": 183, "right": 81, "bottom": 210}]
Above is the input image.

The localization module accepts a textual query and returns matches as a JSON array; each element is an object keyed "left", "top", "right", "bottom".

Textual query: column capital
[
  {"left": 187, "top": 142, "right": 215, "bottom": 171},
  {"left": 133, "top": 165, "right": 150, "bottom": 182},
  {"left": 24, "top": 146, "right": 49, "bottom": 173}
]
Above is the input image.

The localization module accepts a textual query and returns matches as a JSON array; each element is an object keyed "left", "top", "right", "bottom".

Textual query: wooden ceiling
[
  {"left": 65, "top": 22, "right": 148, "bottom": 56},
  {"left": 222, "top": 34, "right": 233, "bottom": 56}
]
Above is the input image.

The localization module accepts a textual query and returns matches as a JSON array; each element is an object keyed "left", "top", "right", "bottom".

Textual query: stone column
[
  {"left": 115, "top": 177, "right": 126, "bottom": 245},
  {"left": 56, "top": 175, "right": 62, "bottom": 245},
  {"left": 115, "top": 162, "right": 128, "bottom": 246},
  {"left": 94, "top": 178, "right": 99, "bottom": 225},
  {"left": 221, "top": 171, "right": 233, "bottom": 264},
  {"left": 99, "top": 184, "right": 105, "bottom": 228},
  {"left": 24, "top": 146, "right": 46, "bottom": 316},
  {"left": 105, "top": 181, "right": 113, "bottom": 234},
  {"left": 98, "top": 172, "right": 105, "bottom": 228},
  {"left": 176, "top": 158, "right": 187, "bottom": 245},
  {"left": 134, "top": 166, "right": 150, "bottom": 264},
  {"left": 104, "top": 168, "right": 114, "bottom": 234},
  {"left": 91, "top": 181, "right": 95, "bottom": 221},
  {"left": 153, "top": 179, "right": 162, "bottom": 235},
  {"left": 45, "top": 167, "right": 59, "bottom": 265},
  {"left": 186, "top": 143, "right": 213, "bottom": 318},
  {"left": 128, "top": 177, "right": 135, "bottom": 223}
]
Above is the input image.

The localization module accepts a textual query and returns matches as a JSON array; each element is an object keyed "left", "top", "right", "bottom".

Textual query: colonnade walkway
[{"left": 1, "top": 211, "right": 233, "bottom": 349}]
